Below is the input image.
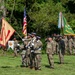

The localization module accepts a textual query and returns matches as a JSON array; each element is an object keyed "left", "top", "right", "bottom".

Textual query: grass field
[{"left": 0, "top": 51, "right": 75, "bottom": 75}]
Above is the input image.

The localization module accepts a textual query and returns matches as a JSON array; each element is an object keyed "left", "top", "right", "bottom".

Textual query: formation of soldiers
[
  {"left": 46, "top": 34, "right": 75, "bottom": 69},
  {"left": 19, "top": 33, "right": 43, "bottom": 70},
  {"left": 13, "top": 33, "right": 75, "bottom": 70},
  {"left": 52, "top": 34, "right": 75, "bottom": 55}
]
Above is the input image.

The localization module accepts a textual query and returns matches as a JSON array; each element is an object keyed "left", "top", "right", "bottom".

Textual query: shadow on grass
[
  {"left": 0, "top": 66, "right": 12, "bottom": 68},
  {"left": 54, "top": 62, "right": 60, "bottom": 64},
  {"left": 0, "top": 65, "right": 20, "bottom": 68},
  {"left": 45, "top": 65, "right": 50, "bottom": 68},
  {"left": 54, "top": 62, "right": 69, "bottom": 64}
]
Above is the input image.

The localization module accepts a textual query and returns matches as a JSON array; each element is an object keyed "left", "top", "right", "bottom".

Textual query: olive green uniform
[
  {"left": 46, "top": 40, "right": 54, "bottom": 68},
  {"left": 73, "top": 37, "right": 75, "bottom": 54},
  {"left": 68, "top": 38, "right": 73, "bottom": 55},
  {"left": 14, "top": 40, "right": 18, "bottom": 57},
  {"left": 63, "top": 37, "right": 68, "bottom": 54},
  {"left": 34, "top": 39, "right": 43, "bottom": 70},
  {"left": 30, "top": 37, "right": 36, "bottom": 69},
  {"left": 58, "top": 38, "right": 65, "bottom": 64}
]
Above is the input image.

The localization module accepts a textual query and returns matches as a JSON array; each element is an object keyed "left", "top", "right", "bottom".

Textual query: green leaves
[
  {"left": 0, "top": 0, "right": 75, "bottom": 38},
  {"left": 28, "top": 0, "right": 65, "bottom": 36}
]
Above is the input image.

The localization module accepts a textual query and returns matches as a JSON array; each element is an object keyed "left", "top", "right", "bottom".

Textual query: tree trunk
[{"left": 0, "top": 0, "right": 6, "bottom": 17}]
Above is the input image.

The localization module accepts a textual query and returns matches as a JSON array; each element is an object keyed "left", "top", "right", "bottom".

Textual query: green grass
[{"left": 0, "top": 51, "right": 75, "bottom": 75}]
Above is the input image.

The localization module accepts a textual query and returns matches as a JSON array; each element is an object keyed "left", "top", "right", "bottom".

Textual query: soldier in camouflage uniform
[
  {"left": 23, "top": 37, "right": 31, "bottom": 67},
  {"left": 46, "top": 37, "right": 55, "bottom": 69},
  {"left": 58, "top": 36, "right": 65, "bottom": 64},
  {"left": 13, "top": 38, "right": 18, "bottom": 57},
  {"left": 20, "top": 44, "right": 26, "bottom": 67},
  {"left": 52, "top": 36, "right": 57, "bottom": 54},
  {"left": 54, "top": 35, "right": 59, "bottom": 55},
  {"left": 30, "top": 32, "right": 36, "bottom": 69},
  {"left": 62, "top": 36, "right": 68, "bottom": 54},
  {"left": 68, "top": 36, "right": 73, "bottom": 55},
  {"left": 73, "top": 36, "right": 75, "bottom": 55},
  {"left": 20, "top": 35, "right": 31, "bottom": 67},
  {"left": 25, "top": 34, "right": 32, "bottom": 67},
  {"left": 34, "top": 36, "right": 43, "bottom": 70}
]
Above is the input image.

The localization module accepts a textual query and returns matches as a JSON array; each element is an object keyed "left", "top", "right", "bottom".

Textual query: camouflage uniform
[
  {"left": 25, "top": 38, "right": 32, "bottom": 67},
  {"left": 14, "top": 38, "right": 18, "bottom": 57},
  {"left": 30, "top": 36, "right": 36, "bottom": 69},
  {"left": 53, "top": 37, "right": 57, "bottom": 54},
  {"left": 55, "top": 36, "right": 59, "bottom": 54},
  {"left": 46, "top": 38, "right": 54, "bottom": 68},
  {"left": 73, "top": 36, "right": 75, "bottom": 55},
  {"left": 68, "top": 37, "right": 73, "bottom": 55},
  {"left": 20, "top": 45, "right": 26, "bottom": 67},
  {"left": 63, "top": 36, "right": 68, "bottom": 54},
  {"left": 58, "top": 37, "right": 65, "bottom": 64},
  {"left": 23, "top": 38, "right": 30, "bottom": 67},
  {"left": 34, "top": 38, "right": 43, "bottom": 70},
  {"left": 20, "top": 38, "right": 29, "bottom": 67},
  {"left": 56, "top": 42, "right": 59, "bottom": 54}
]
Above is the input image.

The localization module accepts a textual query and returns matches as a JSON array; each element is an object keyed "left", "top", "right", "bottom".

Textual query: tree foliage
[{"left": 0, "top": 0, "right": 75, "bottom": 38}]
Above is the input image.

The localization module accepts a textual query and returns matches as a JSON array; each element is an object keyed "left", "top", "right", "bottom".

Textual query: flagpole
[
  {"left": 15, "top": 31, "right": 23, "bottom": 40},
  {"left": 61, "top": 28, "right": 64, "bottom": 35},
  {"left": 60, "top": 12, "right": 64, "bottom": 36}
]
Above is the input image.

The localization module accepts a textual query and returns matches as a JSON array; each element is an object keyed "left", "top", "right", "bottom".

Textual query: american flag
[{"left": 23, "top": 9, "right": 27, "bottom": 36}]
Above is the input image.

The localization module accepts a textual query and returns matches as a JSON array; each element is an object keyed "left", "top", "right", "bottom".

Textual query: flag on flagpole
[
  {"left": 58, "top": 12, "right": 62, "bottom": 28},
  {"left": 58, "top": 12, "right": 64, "bottom": 29},
  {"left": 23, "top": 9, "right": 27, "bottom": 37},
  {"left": 63, "top": 16, "right": 75, "bottom": 35},
  {"left": 58, "top": 12, "right": 75, "bottom": 35},
  {"left": 0, "top": 18, "right": 15, "bottom": 46}
]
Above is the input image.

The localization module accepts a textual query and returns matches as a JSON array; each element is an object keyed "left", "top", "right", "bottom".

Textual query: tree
[
  {"left": 0, "top": 0, "right": 75, "bottom": 38},
  {"left": 27, "top": 0, "right": 65, "bottom": 37},
  {"left": 4, "top": 0, "right": 25, "bottom": 39}
]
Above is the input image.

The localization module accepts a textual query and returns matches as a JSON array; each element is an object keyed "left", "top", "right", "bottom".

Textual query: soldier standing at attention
[
  {"left": 34, "top": 36, "right": 43, "bottom": 70},
  {"left": 58, "top": 36, "right": 65, "bottom": 64},
  {"left": 46, "top": 37, "right": 54, "bottom": 69},
  {"left": 72, "top": 36, "right": 75, "bottom": 55},
  {"left": 63, "top": 36, "right": 68, "bottom": 54},
  {"left": 13, "top": 38, "right": 18, "bottom": 57},
  {"left": 68, "top": 36, "right": 73, "bottom": 55}
]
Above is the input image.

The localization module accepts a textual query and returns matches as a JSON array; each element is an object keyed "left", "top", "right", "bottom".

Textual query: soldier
[
  {"left": 68, "top": 36, "right": 73, "bottom": 55},
  {"left": 34, "top": 36, "right": 43, "bottom": 70},
  {"left": 20, "top": 44, "right": 26, "bottom": 67},
  {"left": 62, "top": 36, "right": 68, "bottom": 54},
  {"left": 13, "top": 38, "right": 18, "bottom": 57},
  {"left": 23, "top": 36, "right": 30, "bottom": 67},
  {"left": 54, "top": 35, "right": 60, "bottom": 55},
  {"left": 52, "top": 36, "right": 57, "bottom": 54},
  {"left": 25, "top": 34, "right": 32, "bottom": 67},
  {"left": 58, "top": 36, "right": 65, "bottom": 64},
  {"left": 31, "top": 32, "right": 36, "bottom": 42},
  {"left": 46, "top": 37, "right": 54, "bottom": 69},
  {"left": 21, "top": 35, "right": 31, "bottom": 67},
  {"left": 73, "top": 36, "right": 75, "bottom": 55},
  {"left": 30, "top": 32, "right": 36, "bottom": 69}
]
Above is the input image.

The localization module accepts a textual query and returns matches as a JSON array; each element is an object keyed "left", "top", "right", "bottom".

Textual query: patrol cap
[
  {"left": 58, "top": 35, "right": 63, "bottom": 39},
  {"left": 31, "top": 32, "right": 36, "bottom": 35},
  {"left": 58, "top": 35, "right": 62, "bottom": 38},
  {"left": 28, "top": 33, "right": 32, "bottom": 36},
  {"left": 36, "top": 36, "right": 41, "bottom": 39}
]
